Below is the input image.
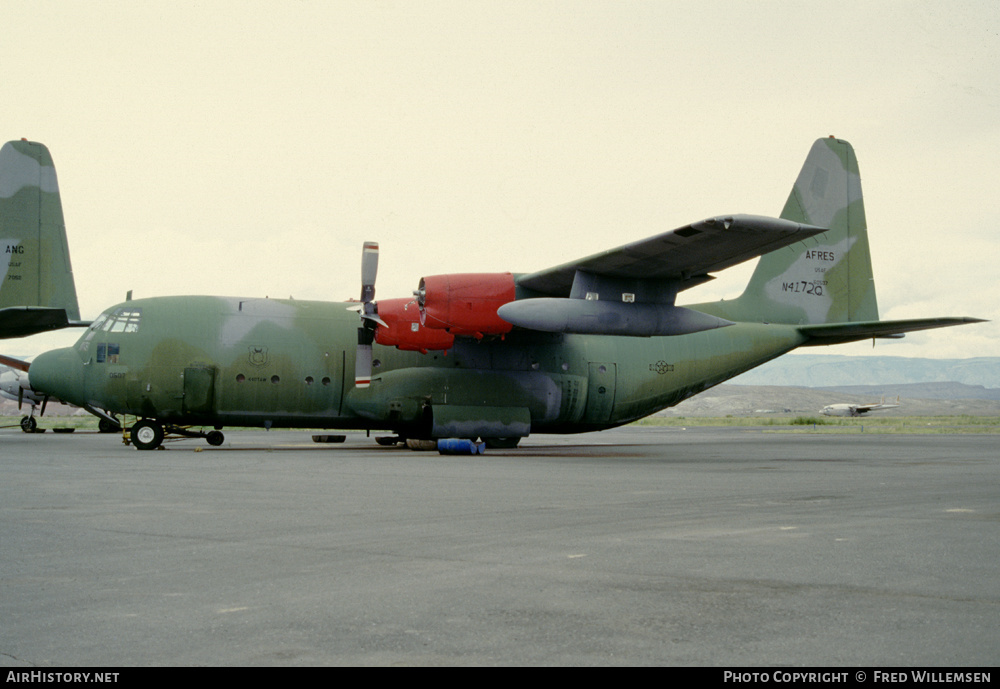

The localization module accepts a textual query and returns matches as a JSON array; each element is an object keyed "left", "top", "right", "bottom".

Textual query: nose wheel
[{"left": 131, "top": 419, "right": 165, "bottom": 450}]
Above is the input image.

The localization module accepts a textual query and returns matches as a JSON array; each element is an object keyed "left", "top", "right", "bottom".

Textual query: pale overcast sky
[{"left": 5, "top": 0, "right": 998, "bottom": 359}]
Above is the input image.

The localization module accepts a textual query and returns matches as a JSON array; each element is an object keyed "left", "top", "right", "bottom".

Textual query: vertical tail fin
[
  {"left": 728, "top": 137, "right": 879, "bottom": 325},
  {"left": 0, "top": 139, "right": 82, "bottom": 337}
]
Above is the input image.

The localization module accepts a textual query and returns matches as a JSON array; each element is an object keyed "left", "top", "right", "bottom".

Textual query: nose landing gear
[{"left": 126, "top": 419, "right": 225, "bottom": 450}]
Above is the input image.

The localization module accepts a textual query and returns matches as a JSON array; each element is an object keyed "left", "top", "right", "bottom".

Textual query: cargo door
[{"left": 183, "top": 366, "right": 216, "bottom": 415}]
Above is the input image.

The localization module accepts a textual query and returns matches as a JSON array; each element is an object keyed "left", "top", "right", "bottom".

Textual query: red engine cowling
[
  {"left": 417, "top": 273, "right": 517, "bottom": 337},
  {"left": 374, "top": 297, "right": 455, "bottom": 353}
]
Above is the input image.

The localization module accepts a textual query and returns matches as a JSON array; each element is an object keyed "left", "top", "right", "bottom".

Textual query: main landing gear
[
  {"left": 127, "top": 419, "right": 225, "bottom": 450},
  {"left": 98, "top": 417, "right": 121, "bottom": 434},
  {"left": 373, "top": 435, "right": 522, "bottom": 451}
]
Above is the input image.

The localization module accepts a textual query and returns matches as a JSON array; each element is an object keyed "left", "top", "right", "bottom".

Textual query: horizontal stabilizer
[
  {"left": 799, "top": 317, "right": 986, "bottom": 346},
  {"left": 0, "top": 306, "right": 72, "bottom": 338}
]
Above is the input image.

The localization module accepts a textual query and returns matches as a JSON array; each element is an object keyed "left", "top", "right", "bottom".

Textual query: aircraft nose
[{"left": 30, "top": 347, "right": 85, "bottom": 406}]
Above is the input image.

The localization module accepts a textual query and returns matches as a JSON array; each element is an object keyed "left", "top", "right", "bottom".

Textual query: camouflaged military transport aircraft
[
  {"left": 28, "top": 137, "right": 982, "bottom": 450},
  {"left": 1, "top": 139, "right": 85, "bottom": 339}
]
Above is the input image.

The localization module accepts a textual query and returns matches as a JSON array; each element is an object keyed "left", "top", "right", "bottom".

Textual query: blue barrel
[{"left": 437, "top": 438, "right": 486, "bottom": 455}]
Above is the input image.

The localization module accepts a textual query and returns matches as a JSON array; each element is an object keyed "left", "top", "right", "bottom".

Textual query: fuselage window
[{"left": 95, "top": 343, "right": 121, "bottom": 364}]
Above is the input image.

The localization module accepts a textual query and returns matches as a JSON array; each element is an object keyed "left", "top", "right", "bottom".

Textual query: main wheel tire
[
  {"left": 484, "top": 437, "right": 520, "bottom": 449},
  {"left": 98, "top": 418, "right": 120, "bottom": 433},
  {"left": 405, "top": 438, "right": 438, "bottom": 451},
  {"left": 132, "top": 420, "right": 164, "bottom": 450},
  {"left": 206, "top": 430, "right": 225, "bottom": 446}
]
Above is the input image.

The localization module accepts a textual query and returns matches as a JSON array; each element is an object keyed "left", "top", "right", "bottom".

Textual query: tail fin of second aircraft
[
  {"left": 727, "top": 137, "right": 879, "bottom": 325},
  {"left": 0, "top": 139, "right": 83, "bottom": 338}
]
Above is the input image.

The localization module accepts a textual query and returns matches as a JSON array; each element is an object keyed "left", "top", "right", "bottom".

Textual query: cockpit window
[
  {"left": 98, "top": 307, "right": 142, "bottom": 334},
  {"left": 89, "top": 314, "right": 109, "bottom": 332}
]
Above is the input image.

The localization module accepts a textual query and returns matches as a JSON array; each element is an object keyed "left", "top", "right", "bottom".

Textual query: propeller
[{"left": 351, "top": 241, "right": 386, "bottom": 388}]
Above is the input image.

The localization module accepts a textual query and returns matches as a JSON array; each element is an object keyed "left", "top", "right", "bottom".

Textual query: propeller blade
[
  {"left": 346, "top": 303, "right": 388, "bottom": 326},
  {"left": 354, "top": 241, "right": 383, "bottom": 389},
  {"left": 17, "top": 387, "right": 23, "bottom": 411},
  {"left": 355, "top": 327, "right": 374, "bottom": 388},
  {"left": 360, "top": 241, "right": 379, "bottom": 303},
  {"left": 40, "top": 395, "right": 49, "bottom": 417}
]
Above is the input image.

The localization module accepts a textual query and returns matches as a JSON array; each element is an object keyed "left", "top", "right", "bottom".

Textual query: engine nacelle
[
  {"left": 374, "top": 298, "right": 455, "bottom": 353},
  {"left": 416, "top": 273, "right": 516, "bottom": 338}
]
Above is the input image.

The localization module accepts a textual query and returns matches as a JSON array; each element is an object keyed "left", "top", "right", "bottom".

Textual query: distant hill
[
  {"left": 659, "top": 384, "right": 1000, "bottom": 417},
  {"left": 730, "top": 355, "right": 1000, "bottom": 389},
  {"left": 818, "top": 382, "right": 1000, "bottom": 401}
]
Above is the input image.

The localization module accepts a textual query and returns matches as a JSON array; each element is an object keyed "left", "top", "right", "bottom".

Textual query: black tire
[
  {"left": 483, "top": 437, "right": 520, "bottom": 449},
  {"left": 206, "top": 430, "right": 225, "bottom": 446},
  {"left": 20, "top": 416, "right": 37, "bottom": 433},
  {"left": 405, "top": 438, "right": 438, "bottom": 451},
  {"left": 132, "top": 420, "right": 164, "bottom": 450},
  {"left": 98, "top": 418, "right": 120, "bottom": 434}
]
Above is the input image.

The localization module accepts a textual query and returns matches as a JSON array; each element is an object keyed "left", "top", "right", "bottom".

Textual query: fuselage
[
  {"left": 30, "top": 295, "right": 808, "bottom": 438},
  {"left": 822, "top": 404, "right": 862, "bottom": 417}
]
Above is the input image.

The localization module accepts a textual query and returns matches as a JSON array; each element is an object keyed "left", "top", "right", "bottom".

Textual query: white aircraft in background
[
  {"left": 821, "top": 397, "right": 900, "bottom": 417},
  {"left": 0, "top": 354, "right": 44, "bottom": 431},
  {"left": 0, "top": 354, "right": 119, "bottom": 433}
]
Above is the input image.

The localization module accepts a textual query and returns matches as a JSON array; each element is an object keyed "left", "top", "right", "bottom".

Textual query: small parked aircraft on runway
[
  {"left": 1, "top": 140, "right": 87, "bottom": 339},
  {"left": 0, "top": 355, "right": 43, "bottom": 431},
  {"left": 27, "top": 137, "right": 983, "bottom": 449},
  {"left": 822, "top": 397, "right": 900, "bottom": 417},
  {"left": 0, "top": 354, "right": 120, "bottom": 433}
]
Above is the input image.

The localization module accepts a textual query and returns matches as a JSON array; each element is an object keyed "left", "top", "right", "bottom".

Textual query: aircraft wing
[
  {"left": 516, "top": 214, "right": 827, "bottom": 296},
  {"left": 856, "top": 403, "right": 899, "bottom": 413},
  {"left": 0, "top": 352, "right": 31, "bottom": 372}
]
